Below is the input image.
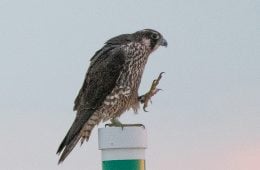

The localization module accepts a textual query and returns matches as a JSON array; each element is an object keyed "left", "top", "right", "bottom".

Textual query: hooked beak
[{"left": 159, "top": 37, "right": 168, "bottom": 47}]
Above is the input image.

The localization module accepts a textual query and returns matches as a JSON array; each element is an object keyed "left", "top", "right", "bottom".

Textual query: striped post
[{"left": 98, "top": 127, "right": 147, "bottom": 170}]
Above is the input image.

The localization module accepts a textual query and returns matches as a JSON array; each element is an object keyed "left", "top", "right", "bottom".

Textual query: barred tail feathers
[{"left": 56, "top": 109, "right": 95, "bottom": 164}]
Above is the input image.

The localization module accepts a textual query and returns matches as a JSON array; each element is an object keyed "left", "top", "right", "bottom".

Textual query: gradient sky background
[{"left": 0, "top": 0, "right": 259, "bottom": 170}]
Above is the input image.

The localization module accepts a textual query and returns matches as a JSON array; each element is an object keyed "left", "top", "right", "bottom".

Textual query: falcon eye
[{"left": 151, "top": 33, "right": 160, "bottom": 40}]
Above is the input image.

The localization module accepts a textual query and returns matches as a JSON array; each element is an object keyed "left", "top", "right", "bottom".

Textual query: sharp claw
[
  {"left": 155, "top": 72, "right": 164, "bottom": 83},
  {"left": 158, "top": 72, "right": 165, "bottom": 79},
  {"left": 143, "top": 107, "right": 149, "bottom": 112}
]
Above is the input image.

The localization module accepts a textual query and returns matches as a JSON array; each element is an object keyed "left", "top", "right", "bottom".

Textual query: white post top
[{"left": 98, "top": 127, "right": 147, "bottom": 150}]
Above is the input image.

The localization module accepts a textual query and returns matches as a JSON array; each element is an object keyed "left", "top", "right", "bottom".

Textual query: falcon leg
[
  {"left": 105, "top": 118, "right": 145, "bottom": 129},
  {"left": 138, "top": 72, "right": 164, "bottom": 112}
]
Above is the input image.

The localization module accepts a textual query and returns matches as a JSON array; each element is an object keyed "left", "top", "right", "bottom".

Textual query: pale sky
[{"left": 0, "top": 0, "right": 259, "bottom": 170}]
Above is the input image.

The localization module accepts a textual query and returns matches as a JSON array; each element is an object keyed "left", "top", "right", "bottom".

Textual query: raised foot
[{"left": 139, "top": 72, "right": 165, "bottom": 112}]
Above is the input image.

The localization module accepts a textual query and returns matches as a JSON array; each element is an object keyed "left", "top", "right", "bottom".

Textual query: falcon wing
[
  {"left": 57, "top": 44, "right": 126, "bottom": 163},
  {"left": 74, "top": 46, "right": 125, "bottom": 111}
]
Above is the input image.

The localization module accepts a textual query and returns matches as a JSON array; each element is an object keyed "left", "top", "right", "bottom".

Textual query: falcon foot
[
  {"left": 105, "top": 119, "right": 145, "bottom": 129},
  {"left": 138, "top": 72, "right": 164, "bottom": 112},
  {"left": 105, "top": 123, "right": 145, "bottom": 129}
]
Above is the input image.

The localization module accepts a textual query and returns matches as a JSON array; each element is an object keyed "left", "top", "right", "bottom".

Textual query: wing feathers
[{"left": 57, "top": 43, "right": 127, "bottom": 163}]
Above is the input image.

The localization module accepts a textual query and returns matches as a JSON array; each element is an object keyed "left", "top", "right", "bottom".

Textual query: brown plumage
[{"left": 56, "top": 29, "right": 167, "bottom": 163}]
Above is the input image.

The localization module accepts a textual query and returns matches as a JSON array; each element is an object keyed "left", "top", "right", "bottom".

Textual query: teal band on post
[{"left": 103, "top": 160, "right": 145, "bottom": 170}]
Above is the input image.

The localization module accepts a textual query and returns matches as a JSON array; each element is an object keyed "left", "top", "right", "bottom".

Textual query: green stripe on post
[{"left": 103, "top": 160, "right": 145, "bottom": 170}]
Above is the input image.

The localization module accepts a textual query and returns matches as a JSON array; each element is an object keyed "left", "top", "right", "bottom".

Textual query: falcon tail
[
  {"left": 57, "top": 133, "right": 81, "bottom": 164},
  {"left": 56, "top": 109, "right": 95, "bottom": 164}
]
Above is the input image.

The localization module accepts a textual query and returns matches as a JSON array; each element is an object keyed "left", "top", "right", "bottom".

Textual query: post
[{"left": 98, "top": 127, "right": 147, "bottom": 170}]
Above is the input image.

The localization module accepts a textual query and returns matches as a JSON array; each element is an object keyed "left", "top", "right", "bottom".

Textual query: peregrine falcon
[{"left": 57, "top": 29, "right": 167, "bottom": 163}]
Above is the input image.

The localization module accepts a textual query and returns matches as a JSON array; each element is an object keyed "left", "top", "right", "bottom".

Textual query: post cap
[{"left": 98, "top": 127, "right": 147, "bottom": 150}]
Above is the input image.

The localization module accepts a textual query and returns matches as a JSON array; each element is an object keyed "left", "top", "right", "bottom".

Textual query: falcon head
[{"left": 133, "top": 29, "right": 168, "bottom": 52}]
